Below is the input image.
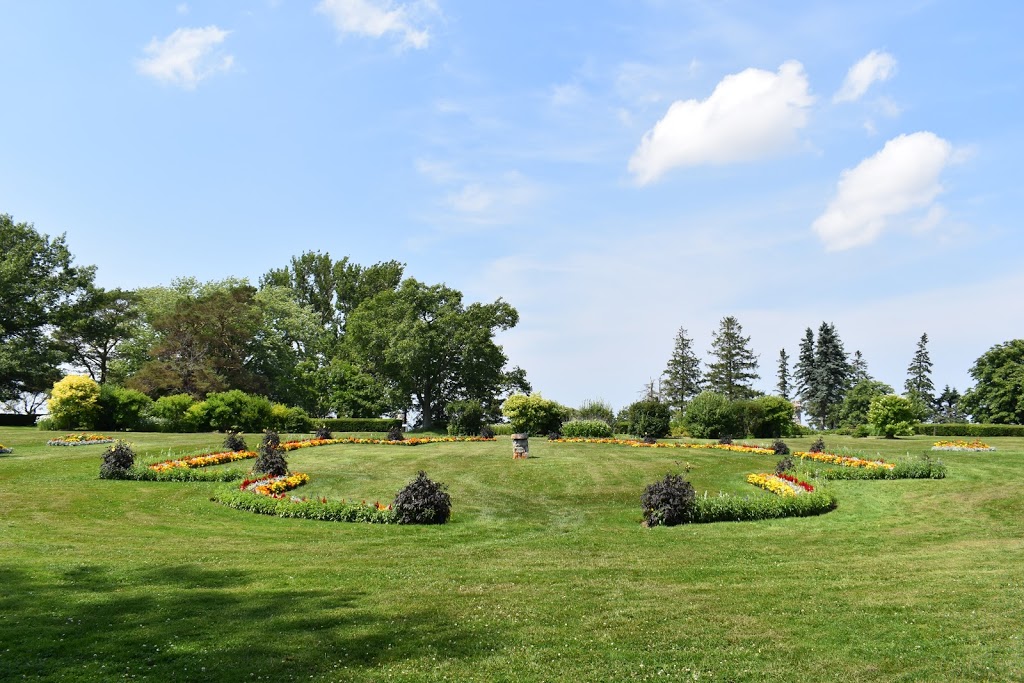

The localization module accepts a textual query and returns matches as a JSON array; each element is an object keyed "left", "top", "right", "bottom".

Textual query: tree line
[
  {"left": 659, "top": 316, "right": 1024, "bottom": 427},
  {"left": 0, "top": 214, "right": 528, "bottom": 428}
]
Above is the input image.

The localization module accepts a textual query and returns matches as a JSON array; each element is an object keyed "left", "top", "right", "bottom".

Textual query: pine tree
[
  {"left": 810, "top": 322, "right": 851, "bottom": 430},
  {"left": 794, "top": 328, "right": 816, "bottom": 408},
  {"left": 776, "top": 348, "right": 791, "bottom": 399},
  {"left": 934, "top": 385, "right": 964, "bottom": 423},
  {"left": 661, "top": 327, "right": 704, "bottom": 412},
  {"left": 851, "top": 350, "right": 871, "bottom": 383},
  {"left": 705, "top": 316, "right": 760, "bottom": 401},
  {"left": 905, "top": 333, "right": 936, "bottom": 419}
]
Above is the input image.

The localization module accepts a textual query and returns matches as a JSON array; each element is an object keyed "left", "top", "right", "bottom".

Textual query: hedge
[
  {"left": 690, "top": 489, "right": 837, "bottom": 523},
  {"left": 316, "top": 418, "right": 403, "bottom": 433},
  {"left": 912, "top": 423, "right": 1024, "bottom": 437},
  {"left": 0, "top": 414, "right": 38, "bottom": 427},
  {"left": 212, "top": 487, "right": 396, "bottom": 523}
]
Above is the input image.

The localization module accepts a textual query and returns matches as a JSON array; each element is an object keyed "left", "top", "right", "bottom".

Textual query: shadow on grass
[{"left": 0, "top": 563, "right": 501, "bottom": 681}]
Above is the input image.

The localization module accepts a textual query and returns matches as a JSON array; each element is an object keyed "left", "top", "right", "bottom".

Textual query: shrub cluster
[
  {"left": 913, "top": 423, "right": 1024, "bottom": 437},
  {"left": 314, "top": 424, "right": 334, "bottom": 440},
  {"left": 682, "top": 392, "right": 796, "bottom": 439},
  {"left": 572, "top": 399, "right": 616, "bottom": 426},
  {"left": 392, "top": 471, "right": 451, "bottom": 525},
  {"left": 640, "top": 474, "right": 696, "bottom": 527},
  {"left": 772, "top": 439, "right": 790, "bottom": 455},
  {"left": 387, "top": 425, "right": 405, "bottom": 441},
  {"left": 99, "top": 440, "right": 136, "bottom": 480},
  {"left": 797, "top": 455, "right": 946, "bottom": 480},
  {"left": 809, "top": 437, "right": 826, "bottom": 453},
  {"left": 561, "top": 419, "right": 614, "bottom": 438},
  {"left": 319, "top": 417, "right": 403, "bottom": 433},
  {"left": 501, "top": 394, "right": 569, "bottom": 436},
  {"left": 446, "top": 400, "right": 484, "bottom": 436},
  {"left": 253, "top": 432, "right": 288, "bottom": 477},
  {"left": 626, "top": 400, "right": 671, "bottom": 439}
]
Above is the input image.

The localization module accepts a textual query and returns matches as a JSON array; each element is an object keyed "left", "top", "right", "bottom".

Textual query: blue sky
[{"left": 2, "top": 1, "right": 1022, "bottom": 411}]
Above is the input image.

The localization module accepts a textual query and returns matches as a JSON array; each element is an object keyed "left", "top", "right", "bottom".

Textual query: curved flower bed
[
  {"left": 747, "top": 472, "right": 815, "bottom": 496},
  {"left": 148, "top": 449, "right": 257, "bottom": 472},
  {"left": 931, "top": 440, "right": 994, "bottom": 452},
  {"left": 554, "top": 437, "right": 774, "bottom": 455},
  {"left": 794, "top": 450, "right": 895, "bottom": 470},
  {"left": 47, "top": 433, "right": 115, "bottom": 447},
  {"left": 241, "top": 472, "right": 310, "bottom": 497}
]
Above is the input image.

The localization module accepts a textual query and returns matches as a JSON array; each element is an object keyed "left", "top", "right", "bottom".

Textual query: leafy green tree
[
  {"left": 794, "top": 328, "right": 816, "bottom": 412},
  {"left": 500, "top": 393, "right": 567, "bottom": 435},
  {"left": 625, "top": 399, "right": 671, "bottom": 439},
  {"left": 53, "top": 287, "right": 140, "bottom": 384},
  {"left": 0, "top": 214, "right": 94, "bottom": 401},
  {"left": 904, "top": 333, "right": 936, "bottom": 421},
  {"left": 705, "top": 316, "right": 759, "bottom": 401},
  {"left": 868, "top": 394, "right": 916, "bottom": 438},
  {"left": 127, "top": 284, "right": 264, "bottom": 398},
  {"left": 808, "top": 322, "right": 851, "bottom": 430},
  {"left": 347, "top": 279, "right": 529, "bottom": 429},
  {"left": 961, "top": 340, "right": 1024, "bottom": 424},
  {"left": 661, "top": 327, "right": 703, "bottom": 412},
  {"left": 838, "top": 379, "right": 894, "bottom": 428},
  {"left": 776, "top": 348, "right": 791, "bottom": 399},
  {"left": 731, "top": 395, "right": 794, "bottom": 438}
]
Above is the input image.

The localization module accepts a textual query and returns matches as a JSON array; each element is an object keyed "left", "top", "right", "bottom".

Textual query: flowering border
[
  {"left": 554, "top": 437, "right": 774, "bottom": 455},
  {"left": 931, "top": 440, "right": 995, "bottom": 452},
  {"left": 148, "top": 449, "right": 258, "bottom": 472},
  {"left": 794, "top": 450, "right": 895, "bottom": 470},
  {"left": 241, "top": 472, "right": 310, "bottom": 497},
  {"left": 747, "top": 472, "right": 815, "bottom": 497},
  {"left": 47, "top": 434, "right": 115, "bottom": 447}
]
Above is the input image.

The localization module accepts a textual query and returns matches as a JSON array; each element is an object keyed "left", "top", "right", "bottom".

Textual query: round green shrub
[
  {"left": 446, "top": 400, "right": 484, "bottom": 436},
  {"left": 681, "top": 391, "right": 734, "bottom": 439}
]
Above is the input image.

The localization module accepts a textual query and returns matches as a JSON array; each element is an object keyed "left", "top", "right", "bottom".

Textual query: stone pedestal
[{"left": 512, "top": 433, "right": 529, "bottom": 459}]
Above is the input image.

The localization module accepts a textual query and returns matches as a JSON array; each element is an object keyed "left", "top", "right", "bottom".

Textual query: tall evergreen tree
[
  {"left": 905, "top": 333, "right": 936, "bottom": 419},
  {"left": 794, "top": 328, "right": 816, "bottom": 409},
  {"left": 661, "top": 327, "right": 703, "bottom": 411},
  {"left": 851, "top": 350, "right": 871, "bottom": 384},
  {"left": 810, "top": 322, "right": 851, "bottom": 430},
  {"left": 934, "top": 385, "right": 965, "bottom": 423},
  {"left": 776, "top": 348, "right": 791, "bottom": 399},
  {"left": 705, "top": 316, "right": 760, "bottom": 401}
]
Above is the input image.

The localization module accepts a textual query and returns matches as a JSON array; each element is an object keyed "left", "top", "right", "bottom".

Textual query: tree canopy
[{"left": 961, "top": 340, "right": 1024, "bottom": 424}]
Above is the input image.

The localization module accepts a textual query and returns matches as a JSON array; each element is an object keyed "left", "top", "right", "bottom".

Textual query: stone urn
[{"left": 511, "top": 433, "right": 529, "bottom": 459}]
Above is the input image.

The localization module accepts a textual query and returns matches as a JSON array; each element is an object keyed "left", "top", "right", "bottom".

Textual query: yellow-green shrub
[{"left": 48, "top": 375, "right": 101, "bottom": 429}]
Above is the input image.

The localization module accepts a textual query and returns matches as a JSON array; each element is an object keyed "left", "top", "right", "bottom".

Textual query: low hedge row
[
  {"left": 317, "top": 417, "right": 403, "bottom": 433},
  {"left": 690, "top": 489, "right": 837, "bottom": 523},
  {"left": 795, "top": 457, "right": 946, "bottom": 480},
  {"left": 912, "top": 423, "right": 1024, "bottom": 437},
  {"left": 0, "top": 414, "right": 37, "bottom": 427},
  {"left": 128, "top": 466, "right": 245, "bottom": 482},
  {"left": 212, "top": 488, "right": 397, "bottom": 523}
]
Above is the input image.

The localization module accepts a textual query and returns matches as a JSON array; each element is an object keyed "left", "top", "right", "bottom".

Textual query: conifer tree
[
  {"left": 705, "top": 316, "right": 759, "bottom": 401},
  {"left": 776, "top": 348, "right": 791, "bottom": 400},
  {"left": 851, "top": 350, "right": 871, "bottom": 383},
  {"left": 794, "top": 328, "right": 816, "bottom": 408},
  {"left": 810, "top": 322, "right": 852, "bottom": 429},
  {"left": 661, "top": 327, "right": 703, "bottom": 412},
  {"left": 905, "top": 333, "right": 936, "bottom": 419}
]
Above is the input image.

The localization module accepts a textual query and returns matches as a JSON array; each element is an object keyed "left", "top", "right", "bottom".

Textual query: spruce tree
[
  {"left": 810, "top": 322, "right": 851, "bottom": 430},
  {"left": 776, "top": 348, "right": 791, "bottom": 399},
  {"left": 934, "top": 385, "right": 964, "bottom": 423},
  {"left": 851, "top": 350, "right": 871, "bottom": 383},
  {"left": 661, "top": 327, "right": 704, "bottom": 412},
  {"left": 794, "top": 328, "right": 816, "bottom": 409},
  {"left": 705, "top": 316, "right": 760, "bottom": 401},
  {"left": 905, "top": 333, "right": 936, "bottom": 419}
]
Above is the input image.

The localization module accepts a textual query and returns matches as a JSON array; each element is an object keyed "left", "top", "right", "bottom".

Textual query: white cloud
[
  {"left": 812, "top": 132, "right": 954, "bottom": 251},
  {"left": 834, "top": 50, "right": 897, "bottom": 103},
  {"left": 176, "top": 3, "right": 189, "bottom": 15},
  {"left": 136, "top": 26, "right": 233, "bottom": 89},
  {"left": 315, "top": 0, "right": 434, "bottom": 49},
  {"left": 628, "top": 60, "right": 815, "bottom": 184}
]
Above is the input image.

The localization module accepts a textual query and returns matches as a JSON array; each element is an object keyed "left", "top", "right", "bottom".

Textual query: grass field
[{"left": 2, "top": 427, "right": 1023, "bottom": 682}]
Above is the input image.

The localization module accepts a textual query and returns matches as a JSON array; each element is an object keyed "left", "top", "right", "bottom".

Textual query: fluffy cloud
[
  {"left": 136, "top": 26, "right": 233, "bottom": 89},
  {"left": 833, "top": 50, "right": 897, "bottom": 103},
  {"left": 316, "top": 0, "right": 433, "bottom": 49},
  {"left": 628, "top": 61, "right": 815, "bottom": 184},
  {"left": 812, "top": 132, "right": 954, "bottom": 250}
]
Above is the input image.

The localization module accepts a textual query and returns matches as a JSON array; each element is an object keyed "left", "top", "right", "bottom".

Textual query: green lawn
[{"left": 1, "top": 427, "right": 1022, "bottom": 681}]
